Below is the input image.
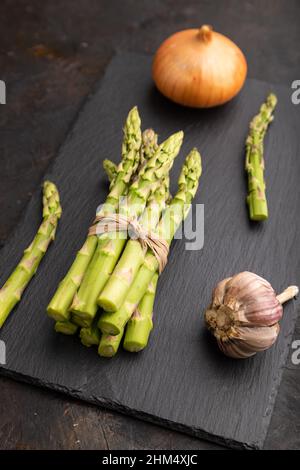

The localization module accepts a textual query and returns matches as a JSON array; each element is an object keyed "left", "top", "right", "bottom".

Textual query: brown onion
[{"left": 152, "top": 25, "right": 247, "bottom": 108}]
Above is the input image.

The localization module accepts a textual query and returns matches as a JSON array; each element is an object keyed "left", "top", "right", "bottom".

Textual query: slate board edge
[
  {"left": 260, "top": 302, "right": 299, "bottom": 447},
  {"left": 0, "top": 52, "right": 298, "bottom": 450},
  {"left": 0, "top": 365, "right": 258, "bottom": 450}
]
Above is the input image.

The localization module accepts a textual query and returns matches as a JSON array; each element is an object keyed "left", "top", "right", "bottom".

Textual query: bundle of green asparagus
[
  {"left": 69, "top": 130, "right": 183, "bottom": 324},
  {"left": 48, "top": 106, "right": 202, "bottom": 356},
  {"left": 98, "top": 148, "right": 202, "bottom": 355}
]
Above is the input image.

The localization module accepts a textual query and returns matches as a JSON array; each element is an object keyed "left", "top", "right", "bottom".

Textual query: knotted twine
[{"left": 88, "top": 213, "right": 169, "bottom": 273}]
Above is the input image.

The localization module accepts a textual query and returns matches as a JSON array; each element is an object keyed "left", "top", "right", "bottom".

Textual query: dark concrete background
[{"left": 0, "top": 0, "right": 299, "bottom": 449}]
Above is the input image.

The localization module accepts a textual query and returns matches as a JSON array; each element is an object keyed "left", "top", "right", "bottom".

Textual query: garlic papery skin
[
  {"left": 217, "top": 325, "right": 280, "bottom": 359},
  {"left": 205, "top": 272, "right": 298, "bottom": 359}
]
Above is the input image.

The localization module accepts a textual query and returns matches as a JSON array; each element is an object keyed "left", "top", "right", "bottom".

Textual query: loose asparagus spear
[
  {"left": 98, "top": 328, "right": 124, "bottom": 357},
  {"left": 70, "top": 131, "right": 184, "bottom": 324},
  {"left": 0, "top": 181, "right": 62, "bottom": 328},
  {"left": 47, "top": 107, "right": 142, "bottom": 322},
  {"left": 246, "top": 93, "right": 277, "bottom": 221},
  {"left": 55, "top": 320, "right": 78, "bottom": 335},
  {"left": 98, "top": 148, "right": 202, "bottom": 336},
  {"left": 98, "top": 174, "right": 169, "bottom": 312},
  {"left": 123, "top": 273, "right": 158, "bottom": 352}
]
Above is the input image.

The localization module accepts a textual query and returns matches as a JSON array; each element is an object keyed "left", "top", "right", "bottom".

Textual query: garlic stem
[{"left": 276, "top": 285, "right": 299, "bottom": 305}]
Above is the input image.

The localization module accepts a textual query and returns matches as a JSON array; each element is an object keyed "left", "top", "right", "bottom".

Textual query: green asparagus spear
[
  {"left": 98, "top": 148, "right": 202, "bottom": 336},
  {"left": 0, "top": 181, "right": 62, "bottom": 328},
  {"left": 47, "top": 107, "right": 142, "bottom": 322},
  {"left": 123, "top": 273, "right": 158, "bottom": 352},
  {"left": 246, "top": 93, "right": 277, "bottom": 221},
  {"left": 70, "top": 131, "right": 183, "bottom": 324}
]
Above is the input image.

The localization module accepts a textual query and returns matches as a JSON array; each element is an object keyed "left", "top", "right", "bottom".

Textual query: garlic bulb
[{"left": 205, "top": 272, "right": 298, "bottom": 359}]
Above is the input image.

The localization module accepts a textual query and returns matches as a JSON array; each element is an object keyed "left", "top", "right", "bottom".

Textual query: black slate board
[{"left": 0, "top": 53, "right": 299, "bottom": 449}]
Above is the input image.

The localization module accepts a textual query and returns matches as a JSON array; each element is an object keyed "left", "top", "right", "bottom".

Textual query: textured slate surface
[{"left": 0, "top": 53, "right": 299, "bottom": 449}]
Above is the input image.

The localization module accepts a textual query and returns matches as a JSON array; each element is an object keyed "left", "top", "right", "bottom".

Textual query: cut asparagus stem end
[
  {"left": 54, "top": 321, "right": 78, "bottom": 335},
  {"left": 98, "top": 317, "right": 122, "bottom": 336},
  {"left": 98, "top": 329, "right": 124, "bottom": 357},
  {"left": 80, "top": 330, "right": 100, "bottom": 347},
  {"left": 123, "top": 339, "right": 147, "bottom": 352},
  {"left": 247, "top": 194, "right": 268, "bottom": 221},
  {"left": 98, "top": 344, "right": 116, "bottom": 357},
  {"left": 123, "top": 342, "right": 144, "bottom": 352},
  {"left": 70, "top": 301, "right": 98, "bottom": 319},
  {"left": 276, "top": 285, "right": 299, "bottom": 305},
  {"left": 47, "top": 284, "right": 80, "bottom": 322},
  {"left": 123, "top": 318, "right": 153, "bottom": 352},
  {"left": 47, "top": 307, "right": 69, "bottom": 322},
  {"left": 71, "top": 310, "right": 93, "bottom": 321},
  {"left": 98, "top": 297, "right": 118, "bottom": 313},
  {"left": 72, "top": 313, "right": 93, "bottom": 328}
]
